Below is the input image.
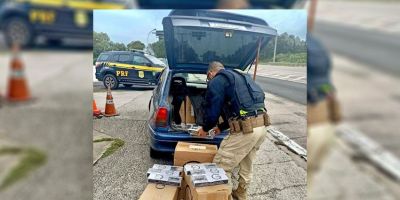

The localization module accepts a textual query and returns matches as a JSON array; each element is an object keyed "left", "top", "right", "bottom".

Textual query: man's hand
[
  {"left": 212, "top": 127, "right": 221, "bottom": 135},
  {"left": 197, "top": 127, "right": 208, "bottom": 137}
]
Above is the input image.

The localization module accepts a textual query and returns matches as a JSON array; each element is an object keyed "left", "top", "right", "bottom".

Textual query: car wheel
[
  {"left": 123, "top": 84, "right": 133, "bottom": 88},
  {"left": 103, "top": 74, "right": 119, "bottom": 89},
  {"left": 150, "top": 147, "right": 161, "bottom": 159},
  {"left": 4, "top": 17, "right": 35, "bottom": 48}
]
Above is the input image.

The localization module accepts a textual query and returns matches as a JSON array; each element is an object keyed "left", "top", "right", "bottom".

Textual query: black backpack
[{"left": 216, "top": 70, "right": 265, "bottom": 117}]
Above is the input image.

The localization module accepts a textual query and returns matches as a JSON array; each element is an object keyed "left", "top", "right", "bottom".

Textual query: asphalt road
[
  {"left": 314, "top": 21, "right": 400, "bottom": 77},
  {"left": 256, "top": 76, "right": 307, "bottom": 105},
  {"left": 93, "top": 89, "right": 306, "bottom": 200},
  {"left": 0, "top": 51, "right": 93, "bottom": 200}
]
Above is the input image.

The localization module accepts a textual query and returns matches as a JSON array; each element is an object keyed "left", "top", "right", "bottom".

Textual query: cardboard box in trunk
[
  {"left": 139, "top": 183, "right": 179, "bottom": 200},
  {"left": 174, "top": 142, "right": 218, "bottom": 166},
  {"left": 182, "top": 173, "right": 230, "bottom": 200},
  {"left": 179, "top": 96, "right": 196, "bottom": 124}
]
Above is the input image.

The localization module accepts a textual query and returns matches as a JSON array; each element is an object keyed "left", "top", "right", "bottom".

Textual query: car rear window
[
  {"left": 97, "top": 54, "right": 110, "bottom": 61},
  {"left": 173, "top": 73, "right": 207, "bottom": 85},
  {"left": 172, "top": 27, "right": 269, "bottom": 68}
]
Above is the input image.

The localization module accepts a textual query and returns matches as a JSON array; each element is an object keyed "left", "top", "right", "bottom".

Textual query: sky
[{"left": 93, "top": 9, "right": 307, "bottom": 45}]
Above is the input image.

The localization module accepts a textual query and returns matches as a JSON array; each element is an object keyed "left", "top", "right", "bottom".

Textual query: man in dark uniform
[{"left": 197, "top": 61, "right": 271, "bottom": 200}]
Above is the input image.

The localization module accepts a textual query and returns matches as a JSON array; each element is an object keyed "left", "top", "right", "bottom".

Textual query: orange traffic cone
[
  {"left": 93, "top": 99, "right": 102, "bottom": 117},
  {"left": 103, "top": 86, "right": 118, "bottom": 117},
  {"left": 7, "top": 44, "right": 31, "bottom": 102}
]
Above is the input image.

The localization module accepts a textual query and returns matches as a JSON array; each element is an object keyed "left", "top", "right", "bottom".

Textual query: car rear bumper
[
  {"left": 95, "top": 72, "right": 103, "bottom": 81},
  {"left": 148, "top": 124, "right": 227, "bottom": 153}
]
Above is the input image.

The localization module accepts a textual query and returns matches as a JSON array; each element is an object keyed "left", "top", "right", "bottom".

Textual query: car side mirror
[{"left": 146, "top": 63, "right": 152, "bottom": 67}]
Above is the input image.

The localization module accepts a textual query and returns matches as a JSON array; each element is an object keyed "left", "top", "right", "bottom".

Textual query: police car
[
  {"left": 95, "top": 50, "right": 166, "bottom": 89},
  {"left": 147, "top": 10, "right": 277, "bottom": 157},
  {"left": 0, "top": 0, "right": 132, "bottom": 47}
]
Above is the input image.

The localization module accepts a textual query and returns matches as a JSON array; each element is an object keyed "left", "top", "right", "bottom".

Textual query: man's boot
[{"left": 232, "top": 184, "right": 247, "bottom": 200}]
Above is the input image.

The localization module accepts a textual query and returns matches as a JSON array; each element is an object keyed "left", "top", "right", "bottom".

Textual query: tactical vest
[{"left": 216, "top": 70, "right": 265, "bottom": 118}]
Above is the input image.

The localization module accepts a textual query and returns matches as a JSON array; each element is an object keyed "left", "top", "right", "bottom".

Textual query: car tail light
[{"left": 155, "top": 107, "right": 168, "bottom": 127}]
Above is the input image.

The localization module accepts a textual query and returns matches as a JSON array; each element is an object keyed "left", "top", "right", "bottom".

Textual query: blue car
[{"left": 147, "top": 10, "right": 277, "bottom": 158}]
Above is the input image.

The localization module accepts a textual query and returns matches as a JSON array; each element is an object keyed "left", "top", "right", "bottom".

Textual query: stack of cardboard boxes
[{"left": 139, "top": 142, "right": 230, "bottom": 200}]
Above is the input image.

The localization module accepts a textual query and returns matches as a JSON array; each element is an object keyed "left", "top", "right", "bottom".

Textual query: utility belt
[{"left": 228, "top": 112, "right": 271, "bottom": 134}]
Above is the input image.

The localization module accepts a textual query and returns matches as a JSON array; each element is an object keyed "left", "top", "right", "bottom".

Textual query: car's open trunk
[
  {"left": 169, "top": 86, "right": 206, "bottom": 126},
  {"left": 167, "top": 73, "right": 209, "bottom": 130}
]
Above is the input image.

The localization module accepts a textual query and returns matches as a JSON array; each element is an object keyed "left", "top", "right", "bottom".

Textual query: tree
[
  {"left": 93, "top": 31, "right": 127, "bottom": 63},
  {"left": 109, "top": 42, "right": 126, "bottom": 51},
  {"left": 93, "top": 32, "right": 112, "bottom": 61},
  {"left": 149, "top": 39, "right": 166, "bottom": 58},
  {"left": 259, "top": 32, "right": 306, "bottom": 63},
  {"left": 127, "top": 40, "right": 145, "bottom": 50}
]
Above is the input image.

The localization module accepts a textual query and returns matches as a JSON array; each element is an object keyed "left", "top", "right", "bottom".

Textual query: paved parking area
[
  {"left": 93, "top": 87, "right": 307, "bottom": 200},
  {"left": 0, "top": 51, "right": 92, "bottom": 200}
]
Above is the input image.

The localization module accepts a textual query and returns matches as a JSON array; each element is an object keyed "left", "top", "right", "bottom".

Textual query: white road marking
[{"left": 292, "top": 76, "right": 306, "bottom": 81}]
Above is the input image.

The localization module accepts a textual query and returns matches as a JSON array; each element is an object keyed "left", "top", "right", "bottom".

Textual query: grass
[
  {"left": 101, "top": 139, "right": 125, "bottom": 159},
  {"left": 93, "top": 138, "right": 114, "bottom": 143},
  {"left": 0, "top": 148, "right": 46, "bottom": 190},
  {"left": 93, "top": 138, "right": 125, "bottom": 159},
  {"left": 261, "top": 52, "right": 306, "bottom": 66},
  {"left": 0, "top": 147, "right": 23, "bottom": 155}
]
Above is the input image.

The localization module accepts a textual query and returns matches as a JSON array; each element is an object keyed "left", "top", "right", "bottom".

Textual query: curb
[
  {"left": 267, "top": 126, "right": 307, "bottom": 160},
  {"left": 336, "top": 124, "right": 400, "bottom": 181}
]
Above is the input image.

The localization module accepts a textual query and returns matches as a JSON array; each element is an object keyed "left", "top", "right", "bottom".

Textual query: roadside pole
[
  {"left": 253, "top": 38, "right": 262, "bottom": 80},
  {"left": 308, "top": 0, "right": 318, "bottom": 31},
  {"left": 273, "top": 35, "right": 277, "bottom": 63}
]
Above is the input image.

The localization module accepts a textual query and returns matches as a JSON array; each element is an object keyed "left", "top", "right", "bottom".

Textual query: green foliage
[
  {"left": 273, "top": 52, "right": 306, "bottom": 64},
  {"left": 127, "top": 41, "right": 145, "bottom": 50},
  {"left": 93, "top": 31, "right": 132, "bottom": 63},
  {"left": 100, "top": 139, "right": 125, "bottom": 159},
  {"left": 149, "top": 39, "right": 166, "bottom": 58},
  {"left": 93, "top": 32, "right": 112, "bottom": 62},
  {"left": 260, "top": 32, "right": 306, "bottom": 64}
]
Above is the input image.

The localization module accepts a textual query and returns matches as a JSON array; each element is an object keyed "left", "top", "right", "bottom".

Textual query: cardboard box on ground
[
  {"left": 174, "top": 142, "right": 218, "bottom": 166},
  {"left": 140, "top": 142, "right": 229, "bottom": 200},
  {"left": 139, "top": 183, "right": 179, "bottom": 200},
  {"left": 175, "top": 142, "right": 229, "bottom": 200},
  {"left": 183, "top": 173, "right": 230, "bottom": 200}
]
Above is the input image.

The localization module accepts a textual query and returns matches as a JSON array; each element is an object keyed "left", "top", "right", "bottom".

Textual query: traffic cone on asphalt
[
  {"left": 103, "top": 86, "right": 118, "bottom": 117},
  {"left": 93, "top": 99, "right": 102, "bottom": 117},
  {"left": 7, "top": 44, "right": 31, "bottom": 102}
]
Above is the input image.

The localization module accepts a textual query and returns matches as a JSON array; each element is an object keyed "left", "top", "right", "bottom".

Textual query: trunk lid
[{"left": 162, "top": 10, "right": 277, "bottom": 71}]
